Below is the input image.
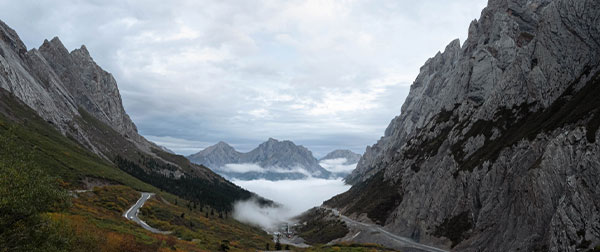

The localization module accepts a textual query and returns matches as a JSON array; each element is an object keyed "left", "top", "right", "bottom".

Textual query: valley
[{"left": 2, "top": 0, "right": 600, "bottom": 251}]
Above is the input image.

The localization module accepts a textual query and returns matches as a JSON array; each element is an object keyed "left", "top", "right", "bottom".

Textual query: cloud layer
[
  {"left": 233, "top": 178, "right": 350, "bottom": 215},
  {"left": 0, "top": 0, "right": 487, "bottom": 156},
  {"left": 319, "top": 158, "right": 357, "bottom": 174},
  {"left": 219, "top": 163, "right": 315, "bottom": 177}
]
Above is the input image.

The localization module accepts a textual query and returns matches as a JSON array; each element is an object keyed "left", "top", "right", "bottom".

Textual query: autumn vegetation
[{"left": 0, "top": 97, "right": 273, "bottom": 251}]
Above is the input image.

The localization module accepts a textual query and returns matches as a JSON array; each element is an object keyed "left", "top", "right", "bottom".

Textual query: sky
[{"left": 0, "top": 0, "right": 487, "bottom": 157}]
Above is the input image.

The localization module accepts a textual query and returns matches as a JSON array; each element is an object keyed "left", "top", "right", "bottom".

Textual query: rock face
[
  {"left": 0, "top": 19, "right": 253, "bottom": 201},
  {"left": 332, "top": 0, "right": 600, "bottom": 251},
  {"left": 188, "top": 138, "right": 331, "bottom": 180},
  {"left": 0, "top": 21, "right": 153, "bottom": 157}
]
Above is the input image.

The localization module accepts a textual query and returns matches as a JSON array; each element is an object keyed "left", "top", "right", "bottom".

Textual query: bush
[{"left": 0, "top": 127, "right": 72, "bottom": 251}]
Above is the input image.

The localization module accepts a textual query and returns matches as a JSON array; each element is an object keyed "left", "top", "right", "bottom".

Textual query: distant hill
[
  {"left": 318, "top": 150, "right": 362, "bottom": 178},
  {"left": 188, "top": 138, "right": 331, "bottom": 180},
  {"left": 319, "top": 149, "right": 362, "bottom": 164}
]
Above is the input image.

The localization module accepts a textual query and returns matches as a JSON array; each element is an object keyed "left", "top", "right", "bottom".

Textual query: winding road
[
  {"left": 123, "top": 192, "right": 171, "bottom": 234},
  {"left": 324, "top": 207, "right": 447, "bottom": 252}
]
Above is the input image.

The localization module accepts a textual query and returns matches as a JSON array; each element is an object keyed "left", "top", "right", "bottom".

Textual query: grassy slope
[
  {"left": 0, "top": 90, "right": 273, "bottom": 251},
  {"left": 67, "top": 185, "right": 273, "bottom": 251},
  {"left": 0, "top": 91, "right": 155, "bottom": 192},
  {"left": 76, "top": 104, "right": 259, "bottom": 212},
  {"left": 296, "top": 208, "right": 349, "bottom": 245}
]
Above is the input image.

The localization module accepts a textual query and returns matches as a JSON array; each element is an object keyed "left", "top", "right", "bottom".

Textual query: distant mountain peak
[
  {"left": 188, "top": 138, "right": 331, "bottom": 180},
  {"left": 320, "top": 149, "right": 361, "bottom": 164},
  {"left": 213, "top": 141, "right": 234, "bottom": 148}
]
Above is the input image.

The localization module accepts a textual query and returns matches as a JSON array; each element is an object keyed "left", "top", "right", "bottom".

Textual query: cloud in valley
[
  {"left": 0, "top": 0, "right": 487, "bottom": 156},
  {"left": 219, "top": 163, "right": 319, "bottom": 177},
  {"left": 319, "top": 158, "right": 357, "bottom": 174},
  {"left": 220, "top": 163, "right": 265, "bottom": 173},
  {"left": 231, "top": 178, "right": 350, "bottom": 230},
  {"left": 232, "top": 197, "right": 293, "bottom": 232}
]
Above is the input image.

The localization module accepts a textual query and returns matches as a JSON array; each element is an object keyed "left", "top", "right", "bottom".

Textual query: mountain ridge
[
  {"left": 188, "top": 138, "right": 332, "bottom": 180},
  {"left": 0, "top": 19, "right": 263, "bottom": 212}
]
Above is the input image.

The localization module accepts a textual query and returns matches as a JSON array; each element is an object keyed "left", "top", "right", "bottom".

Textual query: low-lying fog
[{"left": 231, "top": 178, "right": 350, "bottom": 231}]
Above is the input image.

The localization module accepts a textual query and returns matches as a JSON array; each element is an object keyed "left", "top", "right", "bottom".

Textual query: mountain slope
[
  {"left": 0, "top": 19, "right": 281, "bottom": 251},
  {"left": 330, "top": 0, "right": 600, "bottom": 251},
  {"left": 188, "top": 138, "right": 331, "bottom": 180},
  {"left": 0, "top": 19, "right": 262, "bottom": 212},
  {"left": 0, "top": 82, "right": 276, "bottom": 251}
]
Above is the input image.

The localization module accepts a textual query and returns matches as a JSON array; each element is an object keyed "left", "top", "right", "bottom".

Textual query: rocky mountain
[
  {"left": 330, "top": 0, "right": 600, "bottom": 251},
  {"left": 188, "top": 141, "right": 242, "bottom": 169},
  {"left": 320, "top": 149, "right": 362, "bottom": 164},
  {"left": 0, "top": 19, "right": 259, "bottom": 211},
  {"left": 188, "top": 138, "right": 331, "bottom": 180},
  {"left": 318, "top": 150, "right": 362, "bottom": 178}
]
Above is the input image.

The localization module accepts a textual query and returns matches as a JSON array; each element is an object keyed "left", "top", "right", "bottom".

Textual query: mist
[
  {"left": 218, "top": 163, "right": 324, "bottom": 178},
  {"left": 231, "top": 178, "right": 350, "bottom": 231},
  {"left": 319, "top": 158, "right": 358, "bottom": 174}
]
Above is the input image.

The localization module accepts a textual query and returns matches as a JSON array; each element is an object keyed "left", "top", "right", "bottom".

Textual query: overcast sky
[{"left": 0, "top": 0, "right": 487, "bottom": 157}]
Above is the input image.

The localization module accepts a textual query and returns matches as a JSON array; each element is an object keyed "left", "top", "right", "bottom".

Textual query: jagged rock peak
[
  {"left": 0, "top": 20, "right": 154, "bottom": 158},
  {"left": 188, "top": 138, "right": 331, "bottom": 180},
  {"left": 0, "top": 21, "right": 27, "bottom": 55},
  {"left": 70, "top": 44, "right": 92, "bottom": 60},
  {"left": 40, "top": 36, "right": 69, "bottom": 55}
]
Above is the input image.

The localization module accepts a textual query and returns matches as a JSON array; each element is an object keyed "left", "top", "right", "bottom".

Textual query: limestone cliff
[
  {"left": 0, "top": 21, "right": 155, "bottom": 159},
  {"left": 333, "top": 0, "right": 600, "bottom": 251}
]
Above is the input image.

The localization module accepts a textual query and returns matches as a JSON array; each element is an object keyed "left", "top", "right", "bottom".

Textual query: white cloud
[
  {"left": 220, "top": 163, "right": 264, "bottom": 173},
  {"left": 319, "top": 158, "right": 358, "bottom": 174},
  {"left": 232, "top": 178, "right": 350, "bottom": 230},
  {"left": 232, "top": 197, "right": 293, "bottom": 232},
  {"left": 218, "top": 163, "right": 321, "bottom": 177}
]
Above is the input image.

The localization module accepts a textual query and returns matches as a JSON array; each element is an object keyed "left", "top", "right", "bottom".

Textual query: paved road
[
  {"left": 123, "top": 192, "right": 171, "bottom": 234},
  {"left": 324, "top": 207, "right": 447, "bottom": 252}
]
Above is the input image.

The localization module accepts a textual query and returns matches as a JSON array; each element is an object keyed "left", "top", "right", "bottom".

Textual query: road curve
[
  {"left": 324, "top": 207, "right": 447, "bottom": 252},
  {"left": 123, "top": 192, "right": 171, "bottom": 234}
]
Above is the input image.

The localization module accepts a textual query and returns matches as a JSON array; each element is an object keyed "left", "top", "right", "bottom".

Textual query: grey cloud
[{"left": 0, "top": 0, "right": 487, "bottom": 156}]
